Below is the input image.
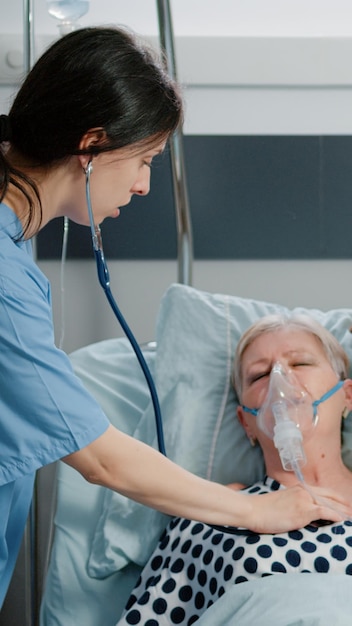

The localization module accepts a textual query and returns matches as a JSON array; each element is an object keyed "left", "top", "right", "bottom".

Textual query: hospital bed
[{"left": 39, "top": 282, "right": 352, "bottom": 625}]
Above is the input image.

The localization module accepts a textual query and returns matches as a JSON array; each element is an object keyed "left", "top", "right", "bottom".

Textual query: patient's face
[
  {"left": 239, "top": 329, "right": 345, "bottom": 447},
  {"left": 240, "top": 329, "right": 338, "bottom": 407}
]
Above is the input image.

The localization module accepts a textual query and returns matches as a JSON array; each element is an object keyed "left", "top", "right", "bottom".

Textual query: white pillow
[
  {"left": 83, "top": 284, "right": 352, "bottom": 578},
  {"left": 70, "top": 336, "right": 155, "bottom": 438}
]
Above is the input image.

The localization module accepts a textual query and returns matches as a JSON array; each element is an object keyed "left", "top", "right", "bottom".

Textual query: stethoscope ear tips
[{"left": 84, "top": 160, "right": 93, "bottom": 175}]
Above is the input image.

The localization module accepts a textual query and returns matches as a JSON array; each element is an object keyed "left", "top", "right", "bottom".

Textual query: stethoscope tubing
[{"left": 85, "top": 161, "right": 167, "bottom": 456}]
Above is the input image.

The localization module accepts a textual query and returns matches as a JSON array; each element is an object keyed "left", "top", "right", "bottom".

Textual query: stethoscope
[{"left": 84, "top": 160, "right": 166, "bottom": 456}]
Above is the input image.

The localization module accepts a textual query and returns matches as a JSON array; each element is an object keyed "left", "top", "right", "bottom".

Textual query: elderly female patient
[{"left": 118, "top": 314, "right": 352, "bottom": 626}]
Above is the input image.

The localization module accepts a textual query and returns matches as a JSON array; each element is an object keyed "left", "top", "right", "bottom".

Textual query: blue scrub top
[{"left": 0, "top": 203, "right": 110, "bottom": 606}]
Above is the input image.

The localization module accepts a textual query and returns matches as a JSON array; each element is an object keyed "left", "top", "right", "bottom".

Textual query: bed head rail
[{"left": 156, "top": 0, "right": 194, "bottom": 286}]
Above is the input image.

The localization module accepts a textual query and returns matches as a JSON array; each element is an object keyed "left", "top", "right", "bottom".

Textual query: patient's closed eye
[
  {"left": 250, "top": 371, "right": 270, "bottom": 383},
  {"left": 249, "top": 361, "right": 313, "bottom": 383},
  {"left": 291, "top": 361, "right": 314, "bottom": 368}
]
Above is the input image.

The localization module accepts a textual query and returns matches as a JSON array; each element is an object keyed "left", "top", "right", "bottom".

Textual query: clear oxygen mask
[
  {"left": 242, "top": 363, "right": 350, "bottom": 520},
  {"left": 257, "top": 362, "right": 316, "bottom": 474}
]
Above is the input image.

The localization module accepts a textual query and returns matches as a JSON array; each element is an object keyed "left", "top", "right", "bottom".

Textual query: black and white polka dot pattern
[{"left": 117, "top": 477, "right": 352, "bottom": 625}]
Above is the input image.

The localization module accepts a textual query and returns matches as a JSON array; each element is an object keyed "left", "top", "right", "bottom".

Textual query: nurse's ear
[{"left": 77, "top": 127, "right": 107, "bottom": 170}]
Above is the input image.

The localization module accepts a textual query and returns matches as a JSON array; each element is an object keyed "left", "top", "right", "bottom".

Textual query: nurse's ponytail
[{"left": 0, "top": 114, "right": 41, "bottom": 239}]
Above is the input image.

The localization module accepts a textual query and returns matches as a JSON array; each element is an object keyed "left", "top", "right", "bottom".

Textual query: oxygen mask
[
  {"left": 242, "top": 362, "right": 344, "bottom": 478},
  {"left": 242, "top": 362, "right": 349, "bottom": 519},
  {"left": 257, "top": 362, "right": 314, "bottom": 474}
]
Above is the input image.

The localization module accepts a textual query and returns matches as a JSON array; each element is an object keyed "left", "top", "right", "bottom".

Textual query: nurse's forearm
[
  {"left": 64, "top": 424, "right": 352, "bottom": 533},
  {"left": 65, "top": 425, "right": 252, "bottom": 526}
]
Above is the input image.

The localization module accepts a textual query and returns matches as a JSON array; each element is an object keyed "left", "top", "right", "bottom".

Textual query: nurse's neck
[{"left": 3, "top": 150, "right": 77, "bottom": 237}]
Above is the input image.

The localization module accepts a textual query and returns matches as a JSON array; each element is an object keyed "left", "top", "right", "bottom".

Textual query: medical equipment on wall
[
  {"left": 46, "top": 0, "right": 90, "bottom": 35},
  {"left": 242, "top": 362, "right": 344, "bottom": 482}
]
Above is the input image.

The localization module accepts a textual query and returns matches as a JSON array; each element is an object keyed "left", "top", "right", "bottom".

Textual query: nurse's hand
[{"left": 247, "top": 483, "right": 352, "bottom": 534}]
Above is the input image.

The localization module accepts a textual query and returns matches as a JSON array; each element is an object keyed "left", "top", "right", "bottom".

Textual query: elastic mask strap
[
  {"left": 241, "top": 405, "right": 259, "bottom": 417},
  {"left": 312, "top": 380, "right": 344, "bottom": 418}
]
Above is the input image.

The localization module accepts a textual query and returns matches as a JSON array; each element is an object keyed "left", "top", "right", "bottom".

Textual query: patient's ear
[
  {"left": 343, "top": 379, "right": 352, "bottom": 411},
  {"left": 237, "top": 406, "right": 257, "bottom": 447},
  {"left": 237, "top": 405, "right": 251, "bottom": 437}
]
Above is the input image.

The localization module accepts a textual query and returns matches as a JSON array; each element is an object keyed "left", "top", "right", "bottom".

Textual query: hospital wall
[{"left": 1, "top": 0, "right": 352, "bottom": 355}]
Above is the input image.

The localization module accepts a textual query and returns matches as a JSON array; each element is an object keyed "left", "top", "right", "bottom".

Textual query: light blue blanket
[{"left": 197, "top": 574, "right": 352, "bottom": 625}]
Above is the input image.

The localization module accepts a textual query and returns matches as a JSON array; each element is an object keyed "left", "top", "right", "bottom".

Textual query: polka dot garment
[{"left": 117, "top": 477, "right": 352, "bottom": 626}]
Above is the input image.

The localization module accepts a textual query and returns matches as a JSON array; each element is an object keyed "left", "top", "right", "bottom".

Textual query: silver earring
[{"left": 249, "top": 436, "right": 257, "bottom": 447}]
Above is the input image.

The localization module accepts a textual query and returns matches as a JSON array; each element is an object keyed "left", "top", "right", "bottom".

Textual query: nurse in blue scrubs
[{"left": 0, "top": 26, "right": 349, "bottom": 608}]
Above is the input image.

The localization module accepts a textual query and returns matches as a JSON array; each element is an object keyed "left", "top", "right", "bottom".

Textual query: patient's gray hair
[{"left": 232, "top": 313, "right": 349, "bottom": 402}]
